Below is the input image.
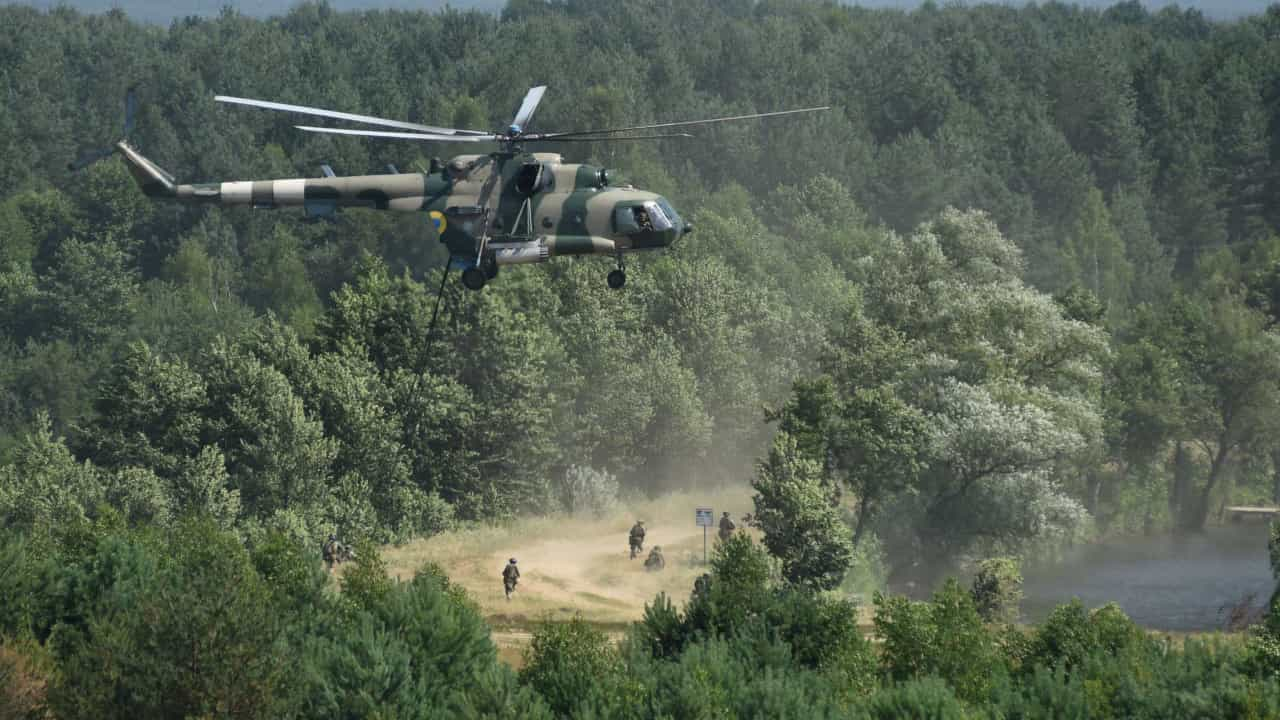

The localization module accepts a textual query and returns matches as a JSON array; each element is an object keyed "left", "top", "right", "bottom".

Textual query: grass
[{"left": 382, "top": 486, "right": 756, "bottom": 627}]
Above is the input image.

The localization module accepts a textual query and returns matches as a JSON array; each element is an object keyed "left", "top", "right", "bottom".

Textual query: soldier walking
[
  {"left": 629, "top": 520, "right": 646, "bottom": 559},
  {"left": 503, "top": 558, "right": 520, "bottom": 600},
  {"left": 718, "top": 512, "right": 736, "bottom": 543}
]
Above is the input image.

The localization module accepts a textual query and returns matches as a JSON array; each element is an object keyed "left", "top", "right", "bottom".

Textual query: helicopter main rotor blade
[
  {"left": 535, "top": 106, "right": 830, "bottom": 140},
  {"left": 532, "top": 132, "right": 694, "bottom": 142},
  {"left": 294, "top": 125, "right": 500, "bottom": 142},
  {"left": 510, "top": 85, "right": 547, "bottom": 132},
  {"left": 216, "top": 95, "right": 490, "bottom": 136}
]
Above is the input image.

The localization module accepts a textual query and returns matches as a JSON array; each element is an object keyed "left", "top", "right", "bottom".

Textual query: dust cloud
[{"left": 382, "top": 487, "right": 753, "bottom": 629}]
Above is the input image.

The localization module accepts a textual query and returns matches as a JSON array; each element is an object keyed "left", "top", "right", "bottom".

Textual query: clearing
[{"left": 382, "top": 486, "right": 752, "bottom": 632}]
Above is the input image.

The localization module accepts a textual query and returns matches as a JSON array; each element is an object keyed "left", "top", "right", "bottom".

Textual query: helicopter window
[
  {"left": 656, "top": 198, "right": 681, "bottom": 227},
  {"left": 643, "top": 201, "right": 674, "bottom": 231},
  {"left": 614, "top": 206, "right": 640, "bottom": 234}
]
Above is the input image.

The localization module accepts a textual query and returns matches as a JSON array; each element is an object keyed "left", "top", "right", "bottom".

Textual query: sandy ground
[{"left": 382, "top": 488, "right": 752, "bottom": 630}]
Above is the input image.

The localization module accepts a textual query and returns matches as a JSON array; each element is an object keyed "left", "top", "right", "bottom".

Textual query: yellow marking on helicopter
[{"left": 429, "top": 210, "right": 447, "bottom": 235}]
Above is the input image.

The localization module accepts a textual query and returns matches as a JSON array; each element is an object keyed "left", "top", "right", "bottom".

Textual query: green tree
[
  {"left": 519, "top": 616, "right": 624, "bottom": 717},
  {"left": 0, "top": 412, "right": 103, "bottom": 535},
  {"left": 751, "top": 432, "right": 854, "bottom": 591},
  {"left": 48, "top": 520, "right": 292, "bottom": 720}
]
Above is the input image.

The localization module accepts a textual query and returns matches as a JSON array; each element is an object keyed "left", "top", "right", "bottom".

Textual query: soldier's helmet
[
  {"left": 447, "top": 159, "right": 466, "bottom": 177},
  {"left": 509, "top": 558, "right": 518, "bottom": 564},
  {"left": 328, "top": 533, "right": 337, "bottom": 541},
  {"left": 654, "top": 546, "right": 662, "bottom": 552},
  {"left": 723, "top": 511, "right": 730, "bottom": 516}
]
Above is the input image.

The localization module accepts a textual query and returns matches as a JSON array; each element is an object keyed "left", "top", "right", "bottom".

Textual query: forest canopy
[{"left": 1, "top": 0, "right": 1280, "bottom": 583}]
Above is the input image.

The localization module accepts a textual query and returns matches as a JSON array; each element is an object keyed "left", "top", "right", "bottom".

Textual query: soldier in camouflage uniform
[
  {"left": 503, "top": 558, "right": 520, "bottom": 600},
  {"left": 718, "top": 512, "right": 736, "bottom": 543},
  {"left": 644, "top": 545, "right": 665, "bottom": 572},
  {"left": 323, "top": 533, "right": 339, "bottom": 573},
  {"left": 629, "top": 521, "right": 646, "bottom": 559}
]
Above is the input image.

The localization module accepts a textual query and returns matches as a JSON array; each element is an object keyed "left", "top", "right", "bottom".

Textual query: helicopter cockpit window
[
  {"left": 614, "top": 202, "right": 674, "bottom": 234},
  {"left": 656, "top": 199, "right": 681, "bottom": 227},
  {"left": 643, "top": 201, "right": 674, "bottom": 231}
]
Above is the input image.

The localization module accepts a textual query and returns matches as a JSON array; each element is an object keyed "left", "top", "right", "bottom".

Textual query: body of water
[{"left": 1021, "top": 522, "right": 1275, "bottom": 632}]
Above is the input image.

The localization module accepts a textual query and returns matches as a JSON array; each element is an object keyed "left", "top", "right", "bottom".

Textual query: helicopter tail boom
[
  {"left": 111, "top": 139, "right": 431, "bottom": 214},
  {"left": 115, "top": 141, "right": 177, "bottom": 197}
]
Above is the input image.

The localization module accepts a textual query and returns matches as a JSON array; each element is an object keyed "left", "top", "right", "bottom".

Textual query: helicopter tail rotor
[{"left": 68, "top": 86, "right": 139, "bottom": 172}]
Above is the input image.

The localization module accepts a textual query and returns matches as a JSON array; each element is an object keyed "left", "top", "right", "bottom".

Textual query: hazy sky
[{"left": 4, "top": 0, "right": 1272, "bottom": 26}]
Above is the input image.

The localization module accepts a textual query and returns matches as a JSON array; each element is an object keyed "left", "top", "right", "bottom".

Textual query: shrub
[
  {"left": 971, "top": 556, "right": 1023, "bottom": 623},
  {"left": 684, "top": 533, "right": 775, "bottom": 636},
  {"left": 987, "top": 664, "right": 1088, "bottom": 720},
  {"left": 0, "top": 639, "right": 52, "bottom": 720},
  {"left": 1029, "top": 600, "right": 1092, "bottom": 669},
  {"left": 0, "top": 535, "right": 49, "bottom": 639},
  {"left": 874, "top": 592, "right": 935, "bottom": 682},
  {"left": 448, "top": 664, "right": 553, "bottom": 720},
  {"left": 865, "top": 678, "right": 967, "bottom": 720},
  {"left": 338, "top": 539, "right": 395, "bottom": 611},
  {"left": 634, "top": 591, "right": 688, "bottom": 660},
  {"left": 873, "top": 580, "right": 999, "bottom": 702},
  {"left": 1245, "top": 631, "right": 1280, "bottom": 680},
  {"left": 413, "top": 560, "right": 477, "bottom": 611},
  {"left": 47, "top": 519, "right": 291, "bottom": 720},
  {"left": 638, "top": 635, "right": 851, "bottom": 720},
  {"left": 1101, "top": 638, "right": 1280, "bottom": 720},
  {"left": 768, "top": 589, "right": 877, "bottom": 697},
  {"left": 300, "top": 559, "right": 501, "bottom": 717},
  {"left": 520, "top": 615, "right": 623, "bottom": 717},
  {"left": 558, "top": 464, "right": 618, "bottom": 515},
  {"left": 1027, "top": 600, "right": 1148, "bottom": 673},
  {"left": 250, "top": 529, "right": 327, "bottom": 611}
]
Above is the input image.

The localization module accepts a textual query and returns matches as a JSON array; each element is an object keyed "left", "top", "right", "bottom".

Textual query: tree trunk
[
  {"left": 852, "top": 493, "right": 873, "bottom": 548},
  {"left": 1190, "top": 441, "right": 1232, "bottom": 531},
  {"left": 1271, "top": 449, "right": 1280, "bottom": 504},
  {"left": 1084, "top": 470, "right": 1102, "bottom": 516},
  {"left": 1171, "top": 442, "right": 1194, "bottom": 534}
]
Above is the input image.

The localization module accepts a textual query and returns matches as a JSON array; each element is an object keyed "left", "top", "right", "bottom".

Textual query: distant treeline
[{"left": 1, "top": 0, "right": 1280, "bottom": 580}]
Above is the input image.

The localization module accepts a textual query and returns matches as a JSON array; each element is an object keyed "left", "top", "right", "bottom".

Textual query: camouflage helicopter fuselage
[{"left": 117, "top": 141, "right": 687, "bottom": 285}]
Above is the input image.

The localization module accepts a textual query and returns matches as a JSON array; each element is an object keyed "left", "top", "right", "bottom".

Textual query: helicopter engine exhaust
[{"left": 490, "top": 239, "right": 551, "bottom": 266}]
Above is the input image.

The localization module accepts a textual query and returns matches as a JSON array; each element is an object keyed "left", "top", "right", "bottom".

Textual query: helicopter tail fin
[
  {"left": 68, "top": 88, "right": 176, "bottom": 197},
  {"left": 115, "top": 140, "right": 176, "bottom": 197}
]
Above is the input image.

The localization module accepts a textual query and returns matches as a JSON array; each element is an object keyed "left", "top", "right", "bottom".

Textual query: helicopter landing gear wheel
[
  {"left": 461, "top": 267, "right": 487, "bottom": 291},
  {"left": 607, "top": 269, "right": 626, "bottom": 289}
]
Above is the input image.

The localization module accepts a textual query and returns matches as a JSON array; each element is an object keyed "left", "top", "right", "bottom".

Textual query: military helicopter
[{"left": 79, "top": 87, "right": 826, "bottom": 291}]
